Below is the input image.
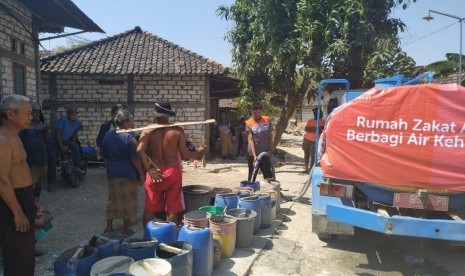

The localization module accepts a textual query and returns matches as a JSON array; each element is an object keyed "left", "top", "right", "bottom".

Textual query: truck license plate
[{"left": 393, "top": 193, "right": 449, "bottom": 211}]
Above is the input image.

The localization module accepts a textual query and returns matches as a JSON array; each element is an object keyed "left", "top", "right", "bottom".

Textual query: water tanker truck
[{"left": 310, "top": 73, "right": 465, "bottom": 241}]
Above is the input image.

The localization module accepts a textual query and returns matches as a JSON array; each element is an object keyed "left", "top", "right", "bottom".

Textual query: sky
[{"left": 39, "top": 0, "right": 465, "bottom": 68}]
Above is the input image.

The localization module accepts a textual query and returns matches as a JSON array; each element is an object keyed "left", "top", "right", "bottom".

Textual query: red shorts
[{"left": 144, "top": 163, "right": 182, "bottom": 213}]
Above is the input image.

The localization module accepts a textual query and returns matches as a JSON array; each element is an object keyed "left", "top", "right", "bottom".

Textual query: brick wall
[
  {"left": 0, "top": 0, "right": 37, "bottom": 98},
  {"left": 40, "top": 73, "right": 210, "bottom": 147}
]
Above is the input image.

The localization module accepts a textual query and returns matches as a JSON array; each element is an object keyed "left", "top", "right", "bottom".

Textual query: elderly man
[
  {"left": 0, "top": 95, "right": 35, "bottom": 275},
  {"left": 137, "top": 101, "right": 205, "bottom": 225}
]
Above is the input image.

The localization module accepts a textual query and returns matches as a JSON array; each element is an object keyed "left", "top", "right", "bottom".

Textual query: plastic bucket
[
  {"left": 256, "top": 189, "right": 277, "bottom": 220},
  {"left": 259, "top": 180, "right": 281, "bottom": 213},
  {"left": 214, "top": 193, "right": 239, "bottom": 210},
  {"left": 232, "top": 187, "right": 254, "bottom": 197},
  {"left": 54, "top": 245, "right": 99, "bottom": 276},
  {"left": 256, "top": 194, "right": 272, "bottom": 229},
  {"left": 238, "top": 196, "right": 261, "bottom": 234},
  {"left": 225, "top": 208, "right": 256, "bottom": 248},
  {"left": 89, "top": 235, "right": 123, "bottom": 260},
  {"left": 129, "top": 258, "right": 172, "bottom": 276},
  {"left": 90, "top": 256, "right": 134, "bottom": 276},
  {"left": 209, "top": 216, "right": 237, "bottom": 258},
  {"left": 240, "top": 180, "right": 260, "bottom": 192},
  {"left": 213, "top": 239, "right": 222, "bottom": 269},
  {"left": 183, "top": 211, "right": 211, "bottom": 228},
  {"left": 143, "top": 220, "right": 178, "bottom": 244},
  {"left": 120, "top": 239, "right": 158, "bottom": 262},
  {"left": 182, "top": 185, "right": 213, "bottom": 212},
  {"left": 155, "top": 241, "right": 193, "bottom": 276},
  {"left": 198, "top": 206, "right": 225, "bottom": 216},
  {"left": 177, "top": 226, "right": 213, "bottom": 276}
]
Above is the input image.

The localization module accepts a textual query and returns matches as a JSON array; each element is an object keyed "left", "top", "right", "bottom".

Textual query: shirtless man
[
  {"left": 0, "top": 95, "right": 35, "bottom": 275},
  {"left": 138, "top": 101, "right": 205, "bottom": 226}
]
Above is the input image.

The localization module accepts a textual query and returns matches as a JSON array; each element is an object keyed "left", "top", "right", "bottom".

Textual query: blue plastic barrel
[
  {"left": 240, "top": 180, "right": 260, "bottom": 191},
  {"left": 120, "top": 238, "right": 158, "bottom": 261},
  {"left": 53, "top": 245, "right": 99, "bottom": 276},
  {"left": 155, "top": 241, "right": 193, "bottom": 276},
  {"left": 214, "top": 193, "right": 239, "bottom": 210},
  {"left": 144, "top": 220, "right": 178, "bottom": 243},
  {"left": 257, "top": 194, "right": 272, "bottom": 229},
  {"left": 88, "top": 235, "right": 122, "bottom": 260},
  {"left": 178, "top": 226, "right": 213, "bottom": 276},
  {"left": 238, "top": 196, "right": 262, "bottom": 234}
]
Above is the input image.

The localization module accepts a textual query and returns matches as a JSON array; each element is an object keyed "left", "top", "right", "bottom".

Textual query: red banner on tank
[{"left": 320, "top": 83, "right": 465, "bottom": 191}]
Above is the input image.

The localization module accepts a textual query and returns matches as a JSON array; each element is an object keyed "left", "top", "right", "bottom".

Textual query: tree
[
  {"left": 52, "top": 37, "right": 89, "bottom": 53},
  {"left": 425, "top": 53, "right": 464, "bottom": 78},
  {"left": 218, "top": 0, "right": 416, "bottom": 150}
]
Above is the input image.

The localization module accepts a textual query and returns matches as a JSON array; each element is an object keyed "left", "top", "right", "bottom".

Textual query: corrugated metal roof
[
  {"left": 40, "top": 26, "right": 230, "bottom": 76},
  {"left": 19, "top": 0, "right": 104, "bottom": 33}
]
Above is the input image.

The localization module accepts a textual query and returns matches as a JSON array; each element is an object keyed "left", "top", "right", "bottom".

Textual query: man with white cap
[{"left": 137, "top": 101, "right": 206, "bottom": 226}]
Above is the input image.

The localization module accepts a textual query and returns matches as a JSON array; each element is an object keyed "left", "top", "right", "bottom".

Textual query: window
[
  {"left": 20, "top": 42, "right": 25, "bottom": 55},
  {"left": 13, "top": 63, "right": 26, "bottom": 95},
  {"left": 11, "top": 38, "right": 17, "bottom": 52},
  {"left": 10, "top": 38, "right": 25, "bottom": 55}
]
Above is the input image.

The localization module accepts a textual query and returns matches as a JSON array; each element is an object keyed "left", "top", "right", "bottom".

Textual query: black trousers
[
  {"left": 247, "top": 154, "right": 273, "bottom": 181},
  {"left": 0, "top": 186, "right": 35, "bottom": 276}
]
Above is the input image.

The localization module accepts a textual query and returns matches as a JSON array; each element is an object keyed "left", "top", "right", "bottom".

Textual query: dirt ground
[{"left": 33, "top": 132, "right": 306, "bottom": 275}]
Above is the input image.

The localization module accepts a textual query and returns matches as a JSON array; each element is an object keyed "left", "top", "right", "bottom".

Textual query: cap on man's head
[
  {"left": 153, "top": 101, "right": 176, "bottom": 117},
  {"left": 66, "top": 106, "right": 78, "bottom": 113}
]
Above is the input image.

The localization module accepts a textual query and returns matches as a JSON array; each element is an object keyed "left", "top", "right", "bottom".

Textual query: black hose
[
  {"left": 291, "top": 166, "right": 313, "bottom": 201},
  {"left": 250, "top": 152, "right": 312, "bottom": 201},
  {"left": 250, "top": 152, "right": 275, "bottom": 182}
]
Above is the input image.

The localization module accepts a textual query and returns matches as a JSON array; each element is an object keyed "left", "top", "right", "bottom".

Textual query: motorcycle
[{"left": 58, "top": 149, "right": 87, "bottom": 188}]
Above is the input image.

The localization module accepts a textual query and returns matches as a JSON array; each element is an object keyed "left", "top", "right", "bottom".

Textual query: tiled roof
[
  {"left": 40, "top": 26, "right": 230, "bottom": 76},
  {"left": 433, "top": 71, "right": 465, "bottom": 84},
  {"left": 39, "top": 50, "right": 56, "bottom": 58}
]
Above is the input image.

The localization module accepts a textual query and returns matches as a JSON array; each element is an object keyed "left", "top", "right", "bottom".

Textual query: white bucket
[
  {"left": 90, "top": 256, "right": 134, "bottom": 276},
  {"left": 129, "top": 258, "right": 172, "bottom": 276}
]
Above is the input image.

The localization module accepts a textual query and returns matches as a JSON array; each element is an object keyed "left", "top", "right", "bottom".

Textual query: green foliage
[
  {"left": 52, "top": 39, "right": 87, "bottom": 53},
  {"left": 425, "top": 53, "right": 465, "bottom": 77},
  {"left": 218, "top": 0, "right": 416, "bottom": 147}
]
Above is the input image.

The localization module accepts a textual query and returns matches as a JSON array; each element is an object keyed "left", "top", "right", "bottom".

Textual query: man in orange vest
[
  {"left": 302, "top": 107, "right": 325, "bottom": 173},
  {"left": 246, "top": 102, "right": 274, "bottom": 181}
]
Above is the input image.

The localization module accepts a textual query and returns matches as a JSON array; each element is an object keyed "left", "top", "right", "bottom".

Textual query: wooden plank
[{"left": 116, "top": 119, "right": 216, "bottom": 133}]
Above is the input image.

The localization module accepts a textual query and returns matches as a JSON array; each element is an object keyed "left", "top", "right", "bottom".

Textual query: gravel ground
[{"left": 33, "top": 133, "right": 304, "bottom": 276}]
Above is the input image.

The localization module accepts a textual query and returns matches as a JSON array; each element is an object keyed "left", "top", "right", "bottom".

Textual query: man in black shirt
[{"left": 96, "top": 104, "right": 127, "bottom": 149}]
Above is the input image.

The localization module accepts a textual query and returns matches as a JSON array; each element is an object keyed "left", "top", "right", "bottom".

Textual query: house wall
[
  {"left": 0, "top": 0, "right": 37, "bottom": 98},
  {"left": 40, "top": 73, "right": 210, "bottom": 147}
]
